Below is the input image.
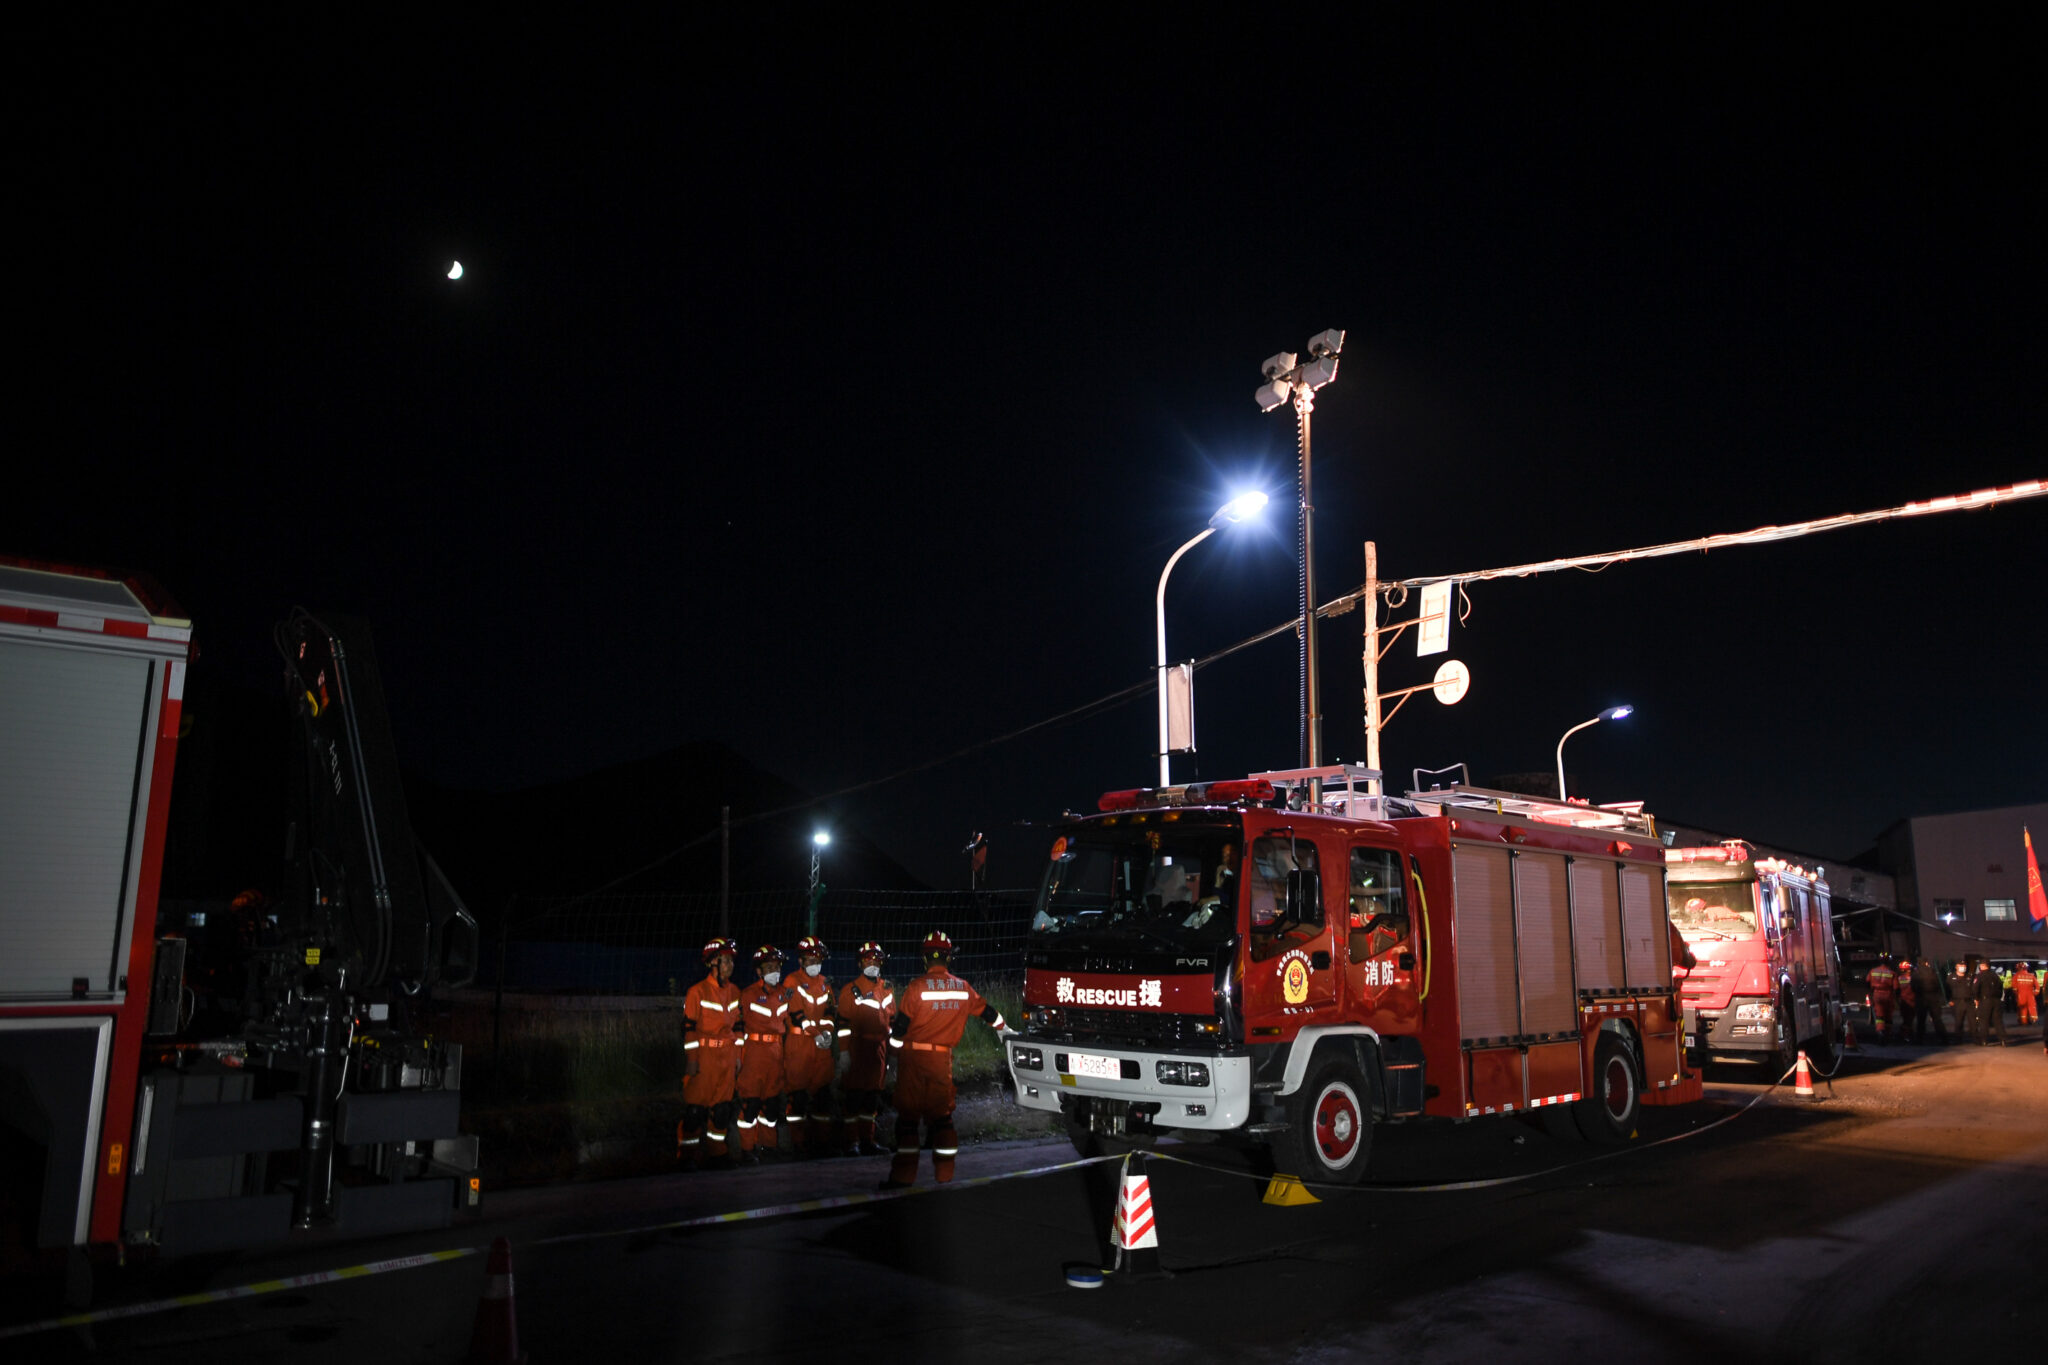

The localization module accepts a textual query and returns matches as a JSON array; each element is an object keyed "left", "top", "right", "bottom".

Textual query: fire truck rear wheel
[
  {"left": 1573, "top": 1033, "right": 1640, "bottom": 1145},
  {"left": 1272, "top": 1058, "right": 1373, "bottom": 1185}
]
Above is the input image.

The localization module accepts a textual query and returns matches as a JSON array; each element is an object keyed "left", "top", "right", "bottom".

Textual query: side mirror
[{"left": 1285, "top": 869, "right": 1322, "bottom": 926}]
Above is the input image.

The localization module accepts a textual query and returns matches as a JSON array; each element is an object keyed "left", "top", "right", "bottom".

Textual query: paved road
[{"left": 10, "top": 1034, "right": 2045, "bottom": 1362}]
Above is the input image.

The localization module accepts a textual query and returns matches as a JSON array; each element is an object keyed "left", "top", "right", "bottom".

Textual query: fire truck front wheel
[
  {"left": 1271, "top": 1057, "right": 1374, "bottom": 1185},
  {"left": 1572, "top": 1033, "right": 1641, "bottom": 1145}
]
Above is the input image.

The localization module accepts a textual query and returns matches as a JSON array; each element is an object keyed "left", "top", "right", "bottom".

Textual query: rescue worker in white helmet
[
  {"left": 835, "top": 940, "right": 895, "bottom": 1156},
  {"left": 880, "top": 930, "right": 1007, "bottom": 1189},
  {"left": 678, "top": 937, "right": 743, "bottom": 1169},
  {"left": 733, "top": 944, "right": 793, "bottom": 1163},
  {"left": 783, "top": 935, "right": 840, "bottom": 1157}
]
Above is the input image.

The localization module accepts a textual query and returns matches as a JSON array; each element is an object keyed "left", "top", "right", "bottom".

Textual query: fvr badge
[{"left": 1279, "top": 949, "right": 1312, "bottom": 1005}]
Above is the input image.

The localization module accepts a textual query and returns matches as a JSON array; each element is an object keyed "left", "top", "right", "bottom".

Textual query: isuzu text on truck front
[{"left": 1006, "top": 767, "right": 1703, "bottom": 1183}]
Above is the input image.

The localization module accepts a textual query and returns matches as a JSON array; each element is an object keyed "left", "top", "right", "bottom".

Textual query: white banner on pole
[
  {"left": 1166, "top": 663, "right": 1195, "bottom": 754},
  {"left": 1417, "top": 581, "right": 1451, "bottom": 656}
]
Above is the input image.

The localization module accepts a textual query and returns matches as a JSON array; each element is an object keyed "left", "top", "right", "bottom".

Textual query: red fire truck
[
  {"left": 1667, "top": 841, "right": 1841, "bottom": 1071},
  {"left": 1, "top": 559, "right": 476, "bottom": 1266},
  {"left": 1007, "top": 767, "right": 1703, "bottom": 1183}
]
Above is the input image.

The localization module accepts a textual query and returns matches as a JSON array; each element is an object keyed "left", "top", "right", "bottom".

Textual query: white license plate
[{"left": 1068, "top": 1052, "right": 1121, "bottom": 1080}]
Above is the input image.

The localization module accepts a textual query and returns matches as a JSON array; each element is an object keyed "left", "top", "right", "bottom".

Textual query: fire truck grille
[{"left": 1057, "top": 1008, "right": 1217, "bottom": 1046}]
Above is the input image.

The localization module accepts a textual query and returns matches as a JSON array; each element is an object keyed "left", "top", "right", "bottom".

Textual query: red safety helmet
[
  {"left": 701, "top": 936, "right": 738, "bottom": 964},
  {"left": 796, "top": 935, "right": 828, "bottom": 958},
  {"left": 752, "top": 943, "right": 783, "bottom": 966},
  {"left": 856, "top": 940, "right": 886, "bottom": 964},
  {"left": 922, "top": 930, "right": 954, "bottom": 960}
]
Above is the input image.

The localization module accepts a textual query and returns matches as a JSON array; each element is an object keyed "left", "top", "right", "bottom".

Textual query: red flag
[{"left": 2027, "top": 827, "right": 2048, "bottom": 932}]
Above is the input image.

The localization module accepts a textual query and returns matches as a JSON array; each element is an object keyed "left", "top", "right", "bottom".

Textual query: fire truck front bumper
[
  {"left": 1006, "top": 1042, "right": 1253, "bottom": 1131},
  {"left": 1685, "top": 1000, "right": 1778, "bottom": 1062}
]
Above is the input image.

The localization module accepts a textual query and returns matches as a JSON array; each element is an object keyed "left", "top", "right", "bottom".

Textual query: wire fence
[{"left": 491, "top": 888, "right": 1039, "bottom": 997}]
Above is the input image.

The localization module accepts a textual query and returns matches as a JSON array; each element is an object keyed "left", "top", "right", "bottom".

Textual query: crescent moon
[{"left": 447, "top": 261, "right": 464, "bottom": 280}]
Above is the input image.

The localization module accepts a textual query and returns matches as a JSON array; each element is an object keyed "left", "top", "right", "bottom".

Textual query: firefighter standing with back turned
[
  {"left": 679, "top": 937, "right": 743, "bottom": 1169},
  {"left": 734, "top": 944, "right": 793, "bottom": 1162},
  {"left": 881, "top": 930, "right": 1008, "bottom": 1189},
  {"left": 784, "top": 936, "right": 840, "bottom": 1157},
  {"left": 836, "top": 941, "right": 896, "bottom": 1156},
  {"left": 1866, "top": 958, "right": 1898, "bottom": 1043}
]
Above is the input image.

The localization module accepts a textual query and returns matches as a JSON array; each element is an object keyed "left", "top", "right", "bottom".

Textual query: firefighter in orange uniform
[
  {"left": 836, "top": 941, "right": 895, "bottom": 1156},
  {"left": 783, "top": 935, "right": 839, "bottom": 1156},
  {"left": 2014, "top": 962, "right": 2038, "bottom": 1026},
  {"left": 881, "top": 930, "right": 1008, "bottom": 1189},
  {"left": 679, "top": 937, "right": 743, "bottom": 1169},
  {"left": 734, "top": 944, "right": 793, "bottom": 1163},
  {"left": 1865, "top": 958, "right": 1898, "bottom": 1043}
]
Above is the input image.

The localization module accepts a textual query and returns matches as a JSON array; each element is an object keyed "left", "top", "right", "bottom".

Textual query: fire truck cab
[{"left": 1007, "top": 767, "right": 1702, "bottom": 1184}]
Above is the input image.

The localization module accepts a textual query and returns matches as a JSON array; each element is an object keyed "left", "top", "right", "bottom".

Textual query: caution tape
[
  {"left": 0, "top": 1152, "right": 1122, "bottom": 1341},
  {"left": 0, "top": 1247, "right": 478, "bottom": 1341},
  {"left": 529, "top": 1151, "right": 1120, "bottom": 1247}
]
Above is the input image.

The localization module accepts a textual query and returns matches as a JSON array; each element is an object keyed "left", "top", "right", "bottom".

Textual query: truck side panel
[
  {"left": 1571, "top": 859, "right": 1626, "bottom": 991},
  {"left": 1513, "top": 852, "right": 1576, "bottom": 1035},
  {"left": 1451, "top": 845, "right": 1518, "bottom": 1042}
]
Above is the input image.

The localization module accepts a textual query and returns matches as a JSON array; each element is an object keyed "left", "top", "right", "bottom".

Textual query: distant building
[{"left": 1875, "top": 801, "right": 2048, "bottom": 965}]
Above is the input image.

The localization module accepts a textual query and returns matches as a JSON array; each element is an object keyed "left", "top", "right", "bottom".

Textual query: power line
[{"left": 564, "top": 477, "right": 2044, "bottom": 901}]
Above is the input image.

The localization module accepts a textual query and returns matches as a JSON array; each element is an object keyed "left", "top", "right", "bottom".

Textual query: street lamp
[
  {"left": 1157, "top": 490, "right": 1268, "bottom": 786},
  {"left": 1555, "top": 705, "right": 1635, "bottom": 800},
  {"left": 1256, "top": 328, "right": 1345, "bottom": 776}
]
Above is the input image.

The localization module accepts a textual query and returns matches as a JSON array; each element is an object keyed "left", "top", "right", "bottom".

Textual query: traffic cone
[
  {"left": 1262, "top": 1174, "right": 1321, "bottom": 1206},
  {"left": 1793, "top": 1050, "right": 1815, "bottom": 1098},
  {"left": 1841, "top": 1022, "right": 1858, "bottom": 1052},
  {"left": 468, "top": 1236, "right": 523, "bottom": 1364},
  {"left": 1107, "top": 1152, "right": 1166, "bottom": 1279}
]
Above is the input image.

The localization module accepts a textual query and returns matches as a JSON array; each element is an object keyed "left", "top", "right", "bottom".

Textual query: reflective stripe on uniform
[
  {"left": 909, "top": 1041, "right": 950, "bottom": 1052},
  {"left": 934, "top": 1147, "right": 958, "bottom": 1156},
  {"left": 855, "top": 997, "right": 884, "bottom": 1010},
  {"left": 750, "top": 1003, "right": 775, "bottom": 1017},
  {"left": 922, "top": 990, "right": 970, "bottom": 1001}
]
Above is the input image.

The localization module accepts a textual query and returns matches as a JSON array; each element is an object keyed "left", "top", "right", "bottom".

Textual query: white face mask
[
  {"left": 863, "top": 964, "right": 881, "bottom": 979},
  {"left": 761, "top": 970, "right": 782, "bottom": 986},
  {"left": 804, "top": 962, "right": 823, "bottom": 977}
]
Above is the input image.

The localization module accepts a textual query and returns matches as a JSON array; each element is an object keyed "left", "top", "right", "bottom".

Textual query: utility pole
[{"left": 1362, "top": 541, "right": 1382, "bottom": 791}]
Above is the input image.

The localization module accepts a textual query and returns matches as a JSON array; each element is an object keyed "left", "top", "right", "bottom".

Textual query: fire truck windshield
[
  {"left": 1030, "top": 827, "right": 1240, "bottom": 946},
  {"left": 1668, "top": 881, "right": 1760, "bottom": 940}
]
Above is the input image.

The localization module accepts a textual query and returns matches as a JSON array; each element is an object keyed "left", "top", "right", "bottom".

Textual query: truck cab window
[
  {"left": 1349, "top": 847, "right": 1408, "bottom": 958},
  {"left": 1249, "top": 835, "right": 1322, "bottom": 961}
]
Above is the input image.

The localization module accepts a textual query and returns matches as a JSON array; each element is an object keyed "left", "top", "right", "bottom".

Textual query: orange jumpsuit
[
  {"left": 2014, "top": 965, "right": 2038, "bottom": 1025},
  {"left": 784, "top": 971, "right": 838, "bottom": 1152},
  {"left": 884, "top": 964, "right": 1003, "bottom": 1185},
  {"left": 735, "top": 979, "right": 792, "bottom": 1155},
  {"left": 836, "top": 974, "right": 896, "bottom": 1152},
  {"left": 679, "top": 972, "right": 742, "bottom": 1165},
  {"left": 1866, "top": 963, "right": 1898, "bottom": 1040}
]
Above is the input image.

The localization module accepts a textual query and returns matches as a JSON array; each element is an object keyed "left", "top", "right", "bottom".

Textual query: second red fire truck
[
  {"left": 1666, "top": 840, "right": 1842, "bottom": 1071},
  {"left": 1006, "top": 767, "right": 1703, "bottom": 1183}
]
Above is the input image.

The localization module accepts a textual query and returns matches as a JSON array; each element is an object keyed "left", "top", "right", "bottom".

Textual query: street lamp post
[
  {"left": 807, "top": 831, "right": 831, "bottom": 934},
  {"left": 1157, "top": 491, "right": 1268, "bottom": 787},
  {"left": 1256, "top": 329, "right": 1346, "bottom": 780},
  {"left": 1555, "top": 705, "right": 1635, "bottom": 800}
]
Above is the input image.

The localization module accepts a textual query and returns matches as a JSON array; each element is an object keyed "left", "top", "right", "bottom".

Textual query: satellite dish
[
  {"left": 446, "top": 261, "right": 464, "bottom": 280},
  {"left": 1432, "top": 659, "right": 1470, "bottom": 705}
]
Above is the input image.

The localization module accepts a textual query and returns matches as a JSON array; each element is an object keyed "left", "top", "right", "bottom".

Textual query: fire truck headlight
[
  {"left": 1013, "top": 1046, "right": 1044, "bottom": 1071},
  {"left": 1733, "top": 1001, "right": 1776, "bottom": 1022},
  {"left": 1155, "top": 1061, "right": 1211, "bottom": 1087}
]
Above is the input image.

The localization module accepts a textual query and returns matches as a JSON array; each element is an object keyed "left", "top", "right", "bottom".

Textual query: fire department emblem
[{"left": 1280, "top": 951, "right": 1311, "bottom": 1005}]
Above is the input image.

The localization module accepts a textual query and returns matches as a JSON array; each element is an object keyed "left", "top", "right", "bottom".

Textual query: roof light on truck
[{"left": 1098, "top": 789, "right": 1143, "bottom": 811}]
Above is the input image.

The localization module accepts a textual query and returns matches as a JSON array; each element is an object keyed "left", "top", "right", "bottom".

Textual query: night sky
[{"left": 15, "top": 15, "right": 2045, "bottom": 894}]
